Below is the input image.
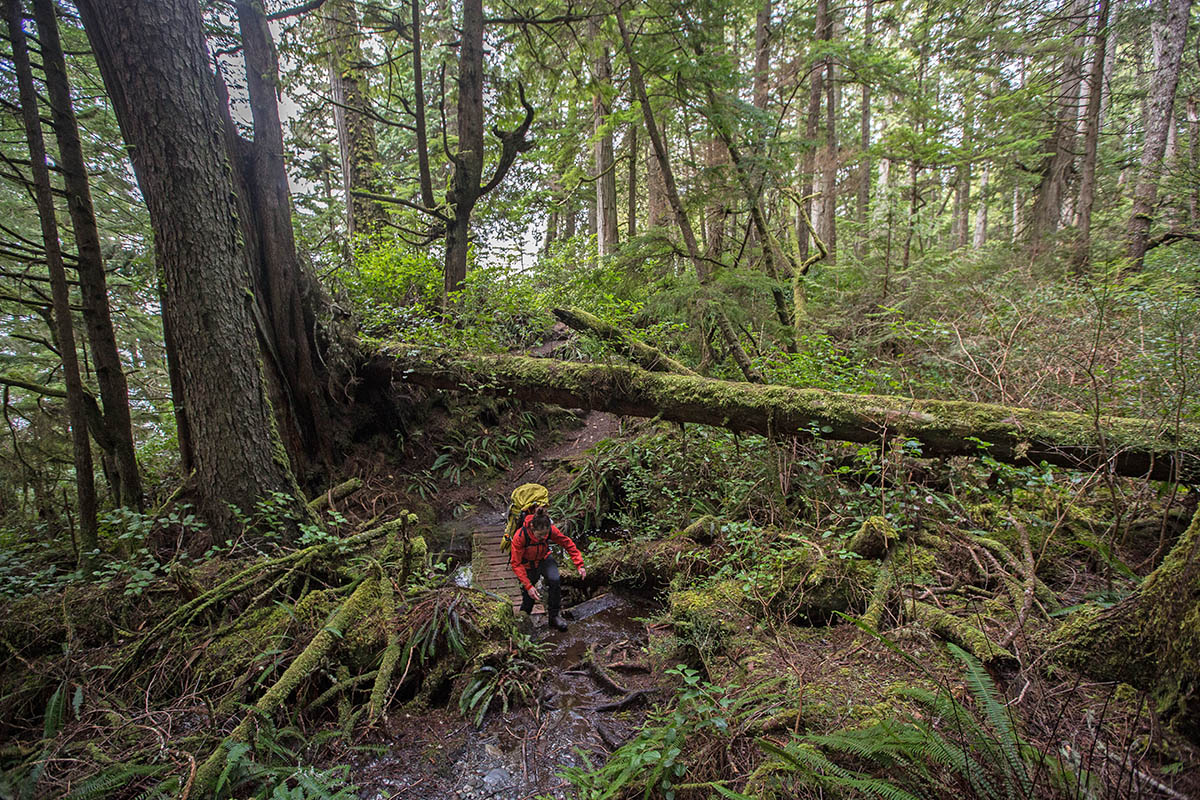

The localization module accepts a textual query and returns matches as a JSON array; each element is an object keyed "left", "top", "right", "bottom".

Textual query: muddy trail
[
  {"left": 351, "top": 591, "right": 661, "bottom": 800},
  {"left": 348, "top": 407, "right": 657, "bottom": 799}
]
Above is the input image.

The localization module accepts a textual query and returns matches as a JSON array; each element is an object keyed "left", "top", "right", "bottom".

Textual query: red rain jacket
[{"left": 509, "top": 519, "right": 584, "bottom": 592}]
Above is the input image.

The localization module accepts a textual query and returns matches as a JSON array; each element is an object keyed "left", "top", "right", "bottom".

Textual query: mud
[{"left": 352, "top": 591, "right": 661, "bottom": 800}]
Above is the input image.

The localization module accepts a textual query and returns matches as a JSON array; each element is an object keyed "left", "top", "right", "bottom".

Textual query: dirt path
[
  {"left": 352, "top": 592, "right": 660, "bottom": 800},
  {"left": 348, "top": 407, "right": 653, "bottom": 799}
]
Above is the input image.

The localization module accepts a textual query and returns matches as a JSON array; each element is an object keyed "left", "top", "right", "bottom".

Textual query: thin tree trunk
[
  {"left": 590, "top": 18, "right": 618, "bottom": 258},
  {"left": 627, "top": 125, "right": 638, "bottom": 237},
  {"left": 798, "top": 0, "right": 827, "bottom": 263},
  {"left": 856, "top": 0, "right": 873, "bottom": 259},
  {"left": 7, "top": 0, "right": 98, "bottom": 568},
  {"left": 33, "top": 0, "right": 142, "bottom": 510},
  {"left": 1074, "top": 0, "right": 1111, "bottom": 271},
  {"left": 1188, "top": 97, "right": 1198, "bottom": 226},
  {"left": 616, "top": 7, "right": 762, "bottom": 383},
  {"left": 445, "top": 0, "right": 484, "bottom": 296},
  {"left": 324, "top": 0, "right": 385, "bottom": 237},
  {"left": 753, "top": 0, "right": 770, "bottom": 111},
  {"left": 77, "top": 0, "right": 309, "bottom": 536},
  {"left": 411, "top": 0, "right": 435, "bottom": 209},
  {"left": 818, "top": 9, "right": 838, "bottom": 263},
  {"left": 973, "top": 162, "right": 989, "bottom": 248},
  {"left": 1128, "top": 0, "right": 1194, "bottom": 265}
]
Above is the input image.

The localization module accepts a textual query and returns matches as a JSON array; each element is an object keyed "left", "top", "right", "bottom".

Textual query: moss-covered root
[
  {"left": 369, "top": 575, "right": 403, "bottom": 722},
  {"left": 862, "top": 560, "right": 895, "bottom": 629},
  {"left": 850, "top": 516, "right": 898, "bottom": 560},
  {"left": 671, "top": 515, "right": 721, "bottom": 544},
  {"left": 910, "top": 601, "right": 1015, "bottom": 666},
  {"left": 307, "top": 477, "right": 364, "bottom": 512},
  {"left": 192, "top": 575, "right": 380, "bottom": 792},
  {"left": 1055, "top": 505, "right": 1200, "bottom": 737}
]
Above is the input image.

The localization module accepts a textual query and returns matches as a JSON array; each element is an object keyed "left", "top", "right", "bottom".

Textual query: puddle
[{"left": 353, "top": 591, "right": 661, "bottom": 800}]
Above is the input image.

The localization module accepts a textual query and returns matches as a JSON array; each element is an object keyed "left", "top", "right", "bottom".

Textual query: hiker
[{"left": 510, "top": 507, "right": 586, "bottom": 631}]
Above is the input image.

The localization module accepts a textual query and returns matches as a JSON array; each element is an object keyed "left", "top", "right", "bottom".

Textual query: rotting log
[
  {"left": 366, "top": 347, "right": 1200, "bottom": 483},
  {"left": 552, "top": 307, "right": 698, "bottom": 376}
]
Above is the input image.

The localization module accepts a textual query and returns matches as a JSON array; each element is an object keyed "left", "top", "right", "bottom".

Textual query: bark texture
[
  {"left": 77, "top": 0, "right": 307, "bottom": 534},
  {"left": 236, "top": 0, "right": 333, "bottom": 473},
  {"left": 368, "top": 347, "right": 1200, "bottom": 483}
]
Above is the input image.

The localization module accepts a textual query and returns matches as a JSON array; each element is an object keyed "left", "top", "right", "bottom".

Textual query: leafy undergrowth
[{"left": 553, "top": 422, "right": 1200, "bottom": 800}]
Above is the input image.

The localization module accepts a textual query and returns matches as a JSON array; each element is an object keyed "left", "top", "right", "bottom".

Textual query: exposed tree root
[{"left": 192, "top": 574, "right": 380, "bottom": 792}]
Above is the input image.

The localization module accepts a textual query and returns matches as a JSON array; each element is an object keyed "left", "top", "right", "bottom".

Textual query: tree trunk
[
  {"left": 817, "top": 11, "right": 838, "bottom": 264},
  {"left": 1127, "top": 0, "right": 1194, "bottom": 266},
  {"left": 627, "top": 125, "right": 638, "bottom": 237},
  {"left": 368, "top": 348, "right": 1200, "bottom": 483},
  {"left": 1073, "top": 0, "right": 1110, "bottom": 271},
  {"left": 616, "top": 7, "right": 762, "bottom": 383},
  {"left": 33, "top": 0, "right": 142, "bottom": 511},
  {"left": 590, "top": 18, "right": 618, "bottom": 258},
  {"left": 973, "top": 162, "right": 989, "bottom": 248},
  {"left": 324, "top": 0, "right": 385, "bottom": 238},
  {"left": 752, "top": 0, "right": 770, "bottom": 112},
  {"left": 77, "top": 0, "right": 308, "bottom": 535},
  {"left": 1057, "top": 505, "right": 1200, "bottom": 737},
  {"left": 1029, "top": 0, "right": 1088, "bottom": 242},
  {"left": 446, "top": 0, "right": 484, "bottom": 296},
  {"left": 8, "top": 0, "right": 99, "bottom": 570},
  {"left": 234, "top": 0, "right": 333, "bottom": 475},
  {"left": 798, "top": 0, "right": 827, "bottom": 263},
  {"left": 855, "top": 0, "right": 873, "bottom": 259},
  {"left": 1188, "top": 97, "right": 1198, "bottom": 226}
]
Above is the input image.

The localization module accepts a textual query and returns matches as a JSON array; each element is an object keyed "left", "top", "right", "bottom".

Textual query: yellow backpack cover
[{"left": 501, "top": 483, "right": 549, "bottom": 551}]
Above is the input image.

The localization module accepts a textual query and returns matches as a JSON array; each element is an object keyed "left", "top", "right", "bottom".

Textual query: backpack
[{"left": 501, "top": 483, "right": 549, "bottom": 551}]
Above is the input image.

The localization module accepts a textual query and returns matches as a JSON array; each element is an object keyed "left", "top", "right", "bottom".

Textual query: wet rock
[{"left": 482, "top": 767, "right": 511, "bottom": 788}]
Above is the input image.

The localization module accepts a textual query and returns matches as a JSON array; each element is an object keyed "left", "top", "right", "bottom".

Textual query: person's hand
[
  {"left": 527, "top": 586, "right": 541, "bottom": 604},
  {"left": 578, "top": 567, "right": 587, "bottom": 580}
]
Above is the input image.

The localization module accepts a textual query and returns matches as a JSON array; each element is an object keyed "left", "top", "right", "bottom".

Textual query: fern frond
[{"left": 64, "top": 764, "right": 166, "bottom": 800}]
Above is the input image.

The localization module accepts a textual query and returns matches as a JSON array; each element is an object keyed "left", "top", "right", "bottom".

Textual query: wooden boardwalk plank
[{"left": 471, "top": 527, "right": 543, "bottom": 615}]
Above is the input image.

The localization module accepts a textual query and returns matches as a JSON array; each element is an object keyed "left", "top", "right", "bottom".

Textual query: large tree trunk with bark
[
  {"left": 7, "top": 0, "right": 98, "bottom": 569},
  {"left": 1057, "top": 505, "right": 1200, "bottom": 737},
  {"left": 235, "top": 0, "right": 333, "bottom": 475},
  {"left": 77, "top": 0, "right": 308, "bottom": 535},
  {"left": 367, "top": 348, "right": 1200, "bottom": 483},
  {"left": 1127, "top": 0, "right": 1194, "bottom": 265},
  {"left": 33, "top": 0, "right": 142, "bottom": 511}
]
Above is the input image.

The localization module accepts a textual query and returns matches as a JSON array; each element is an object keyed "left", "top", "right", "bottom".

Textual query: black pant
[{"left": 519, "top": 555, "right": 561, "bottom": 616}]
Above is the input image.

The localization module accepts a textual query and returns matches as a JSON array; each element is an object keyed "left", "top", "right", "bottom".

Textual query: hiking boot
[{"left": 549, "top": 615, "right": 569, "bottom": 632}]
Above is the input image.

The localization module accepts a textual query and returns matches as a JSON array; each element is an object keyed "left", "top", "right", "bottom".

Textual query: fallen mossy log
[
  {"left": 307, "top": 477, "right": 364, "bottom": 512},
  {"left": 552, "top": 307, "right": 699, "bottom": 376},
  {"left": 367, "top": 346, "right": 1200, "bottom": 483}
]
